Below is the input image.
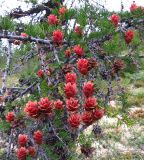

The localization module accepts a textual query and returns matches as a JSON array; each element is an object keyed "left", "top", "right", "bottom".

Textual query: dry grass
[{"left": 0, "top": 75, "right": 18, "bottom": 88}]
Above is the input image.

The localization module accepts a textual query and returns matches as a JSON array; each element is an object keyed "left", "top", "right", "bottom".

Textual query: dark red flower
[
  {"left": 48, "top": 14, "right": 58, "bottom": 25},
  {"left": 83, "top": 81, "right": 94, "bottom": 97},
  {"left": 68, "top": 114, "right": 81, "bottom": 128},
  {"left": 74, "top": 26, "right": 83, "bottom": 36},
  {"left": 18, "top": 134, "right": 28, "bottom": 147},
  {"left": 6, "top": 112, "right": 15, "bottom": 123},
  {"left": 33, "top": 130, "right": 43, "bottom": 145},
  {"left": 77, "top": 58, "right": 89, "bottom": 75},
  {"left": 65, "top": 49, "right": 71, "bottom": 57},
  {"left": 14, "top": 40, "right": 21, "bottom": 45},
  {"left": 28, "top": 146, "right": 36, "bottom": 158},
  {"left": 64, "top": 83, "right": 77, "bottom": 98},
  {"left": 110, "top": 14, "right": 120, "bottom": 27},
  {"left": 52, "top": 29, "right": 64, "bottom": 43},
  {"left": 54, "top": 100, "right": 64, "bottom": 110},
  {"left": 37, "top": 69, "right": 44, "bottom": 78},
  {"left": 82, "top": 111, "right": 93, "bottom": 125},
  {"left": 130, "top": 2, "right": 138, "bottom": 12},
  {"left": 66, "top": 98, "right": 79, "bottom": 112},
  {"left": 59, "top": 7, "right": 67, "bottom": 15},
  {"left": 65, "top": 72, "right": 77, "bottom": 84},
  {"left": 84, "top": 97, "right": 97, "bottom": 111},
  {"left": 20, "top": 33, "right": 28, "bottom": 38},
  {"left": 93, "top": 109, "right": 104, "bottom": 120},
  {"left": 125, "top": 30, "right": 134, "bottom": 44},
  {"left": 17, "top": 147, "right": 28, "bottom": 160},
  {"left": 24, "top": 101, "right": 39, "bottom": 118},
  {"left": 38, "top": 97, "right": 53, "bottom": 113},
  {"left": 73, "top": 45, "right": 84, "bottom": 57}
]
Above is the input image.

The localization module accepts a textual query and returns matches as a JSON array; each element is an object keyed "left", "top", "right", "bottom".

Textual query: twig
[
  {"left": 0, "top": 33, "right": 67, "bottom": 45},
  {"left": 48, "top": 120, "right": 70, "bottom": 156}
]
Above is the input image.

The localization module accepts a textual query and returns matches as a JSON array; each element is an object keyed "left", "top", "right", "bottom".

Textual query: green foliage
[
  {"left": 98, "top": 19, "right": 114, "bottom": 35},
  {"left": 76, "top": 8, "right": 87, "bottom": 27},
  {"left": 132, "top": 31, "right": 141, "bottom": 46},
  {"left": 58, "top": 129, "right": 70, "bottom": 141},
  {"left": 24, "top": 0, "right": 38, "bottom": 4},
  {"left": 0, "top": 43, "right": 6, "bottom": 68},
  {"left": 13, "top": 43, "right": 32, "bottom": 58},
  {"left": 103, "top": 34, "right": 126, "bottom": 55},
  {"left": 52, "top": 61, "right": 63, "bottom": 69},
  {"left": 78, "top": 133, "right": 92, "bottom": 148},
  {"left": 42, "top": 144, "right": 59, "bottom": 160},
  {"left": 123, "top": 57, "right": 138, "bottom": 74},
  {"left": 128, "top": 92, "right": 144, "bottom": 106},
  {"left": 0, "top": 120, "right": 10, "bottom": 131},
  {"left": 25, "top": 23, "right": 45, "bottom": 38},
  {"left": 131, "top": 7, "right": 144, "bottom": 16},
  {"left": 122, "top": 114, "right": 135, "bottom": 126},
  {"left": 119, "top": 11, "right": 131, "bottom": 18},
  {"left": 0, "top": 16, "right": 15, "bottom": 31},
  {"left": 119, "top": 92, "right": 130, "bottom": 112},
  {"left": 26, "top": 155, "right": 32, "bottom": 160},
  {"left": 65, "top": 9, "right": 76, "bottom": 20},
  {"left": 40, "top": 80, "right": 52, "bottom": 97}
]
